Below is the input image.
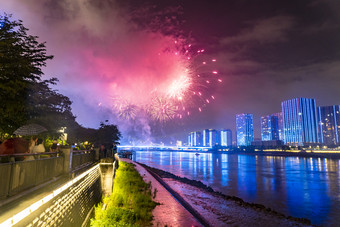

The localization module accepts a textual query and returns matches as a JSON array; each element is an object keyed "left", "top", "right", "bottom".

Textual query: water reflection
[{"left": 135, "top": 151, "right": 340, "bottom": 226}]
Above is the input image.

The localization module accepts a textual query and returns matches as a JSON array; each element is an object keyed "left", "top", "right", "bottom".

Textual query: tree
[
  {"left": 0, "top": 14, "right": 53, "bottom": 134},
  {"left": 26, "top": 78, "right": 78, "bottom": 137},
  {"left": 96, "top": 122, "right": 121, "bottom": 147}
]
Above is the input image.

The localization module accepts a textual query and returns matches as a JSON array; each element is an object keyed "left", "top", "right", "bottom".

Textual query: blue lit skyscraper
[
  {"left": 188, "top": 132, "right": 194, "bottom": 146},
  {"left": 261, "top": 114, "right": 279, "bottom": 141},
  {"left": 193, "top": 131, "right": 202, "bottom": 146},
  {"left": 202, "top": 129, "right": 210, "bottom": 147},
  {"left": 221, "top": 129, "right": 232, "bottom": 146},
  {"left": 210, "top": 129, "right": 220, "bottom": 146},
  {"left": 236, "top": 114, "right": 254, "bottom": 146},
  {"left": 281, "top": 98, "right": 318, "bottom": 146},
  {"left": 317, "top": 105, "right": 340, "bottom": 145},
  {"left": 273, "top": 112, "right": 284, "bottom": 141},
  {"left": 188, "top": 131, "right": 202, "bottom": 146}
]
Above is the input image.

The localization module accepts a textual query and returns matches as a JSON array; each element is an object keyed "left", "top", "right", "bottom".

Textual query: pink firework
[
  {"left": 148, "top": 96, "right": 177, "bottom": 122},
  {"left": 111, "top": 42, "right": 222, "bottom": 122}
]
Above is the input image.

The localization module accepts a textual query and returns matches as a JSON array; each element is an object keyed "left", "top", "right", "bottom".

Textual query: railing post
[
  {"left": 60, "top": 148, "right": 72, "bottom": 174},
  {"left": 7, "top": 163, "right": 14, "bottom": 197},
  {"left": 94, "top": 148, "right": 99, "bottom": 161}
]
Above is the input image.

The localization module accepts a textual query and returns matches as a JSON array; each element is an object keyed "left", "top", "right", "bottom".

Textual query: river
[{"left": 134, "top": 151, "right": 340, "bottom": 226}]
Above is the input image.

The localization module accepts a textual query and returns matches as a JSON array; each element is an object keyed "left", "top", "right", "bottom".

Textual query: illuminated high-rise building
[
  {"left": 261, "top": 114, "right": 279, "bottom": 141},
  {"left": 202, "top": 129, "right": 210, "bottom": 147},
  {"left": 210, "top": 129, "right": 220, "bottom": 146},
  {"left": 317, "top": 105, "right": 340, "bottom": 145},
  {"left": 193, "top": 131, "right": 202, "bottom": 146},
  {"left": 187, "top": 134, "right": 191, "bottom": 146},
  {"left": 236, "top": 114, "right": 254, "bottom": 146},
  {"left": 221, "top": 129, "right": 232, "bottom": 146},
  {"left": 188, "top": 132, "right": 194, "bottom": 146},
  {"left": 281, "top": 98, "right": 318, "bottom": 146},
  {"left": 188, "top": 131, "right": 202, "bottom": 147},
  {"left": 273, "top": 112, "right": 284, "bottom": 141}
]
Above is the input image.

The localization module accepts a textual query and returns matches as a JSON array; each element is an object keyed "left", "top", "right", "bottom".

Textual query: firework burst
[
  {"left": 112, "top": 97, "right": 138, "bottom": 120},
  {"left": 148, "top": 96, "right": 177, "bottom": 122},
  {"left": 108, "top": 5, "right": 222, "bottom": 123},
  {"left": 111, "top": 41, "right": 222, "bottom": 122}
]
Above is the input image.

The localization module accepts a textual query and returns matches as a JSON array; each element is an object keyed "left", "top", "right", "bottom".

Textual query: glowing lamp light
[
  {"left": 212, "top": 59, "right": 216, "bottom": 62},
  {"left": 212, "top": 71, "right": 218, "bottom": 74},
  {"left": 198, "top": 107, "right": 202, "bottom": 112}
]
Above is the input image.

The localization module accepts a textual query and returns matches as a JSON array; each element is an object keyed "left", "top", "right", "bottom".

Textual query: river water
[{"left": 134, "top": 151, "right": 340, "bottom": 226}]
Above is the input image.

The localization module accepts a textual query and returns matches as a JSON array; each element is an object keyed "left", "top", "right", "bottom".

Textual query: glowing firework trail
[
  {"left": 112, "top": 98, "right": 138, "bottom": 120},
  {"left": 148, "top": 97, "right": 177, "bottom": 122},
  {"left": 167, "top": 73, "right": 192, "bottom": 101},
  {"left": 108, "top": 7, "right": 222, "bottom": 123},
  {"left": 118, "top": 104, "right": 137, "bottom": 120}
]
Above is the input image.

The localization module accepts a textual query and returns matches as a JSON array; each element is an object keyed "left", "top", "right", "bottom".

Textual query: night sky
[{"left": 1, "top": 0, "right": 340, "bottom": 144}]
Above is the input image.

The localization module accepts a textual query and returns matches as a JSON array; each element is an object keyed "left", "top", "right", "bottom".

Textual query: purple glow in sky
[{"left": 1, "top": 0, "right": 340, "bottom": 143}]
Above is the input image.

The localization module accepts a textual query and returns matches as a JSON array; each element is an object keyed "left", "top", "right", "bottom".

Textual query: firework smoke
[{"left": 1, "top": 0, "right": 221, "bottom": 144}]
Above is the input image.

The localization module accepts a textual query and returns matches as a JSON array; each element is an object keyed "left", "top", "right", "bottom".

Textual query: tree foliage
[
  {"left": 0, "top": 14, "right": 54, "bottom": 133},
  {"left": 67, "top": 122, "right": 121, "bottom": 147},
  {"left": 0, "top": 14, "right": 121, "bottom": 145},
  {"left": 96, "top": 122, "right": 121, "bottom": 146},
  {"left": 26, "top": 78, "right": 78, "bottom": 137},
  {"left": 0, "top": 14, "right": 78, "bottom": 136}
]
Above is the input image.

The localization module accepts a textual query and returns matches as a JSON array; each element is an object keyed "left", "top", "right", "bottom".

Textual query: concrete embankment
[{"left": 130, "top": 160, "right": 313, "bottom": 227}]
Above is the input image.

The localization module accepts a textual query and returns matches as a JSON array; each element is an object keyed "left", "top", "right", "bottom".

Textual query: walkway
[{"left": 121, "top": 159, "right": 202, "bottom": 227}]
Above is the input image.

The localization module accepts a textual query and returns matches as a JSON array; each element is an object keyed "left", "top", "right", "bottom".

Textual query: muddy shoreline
[{"left": 138, "top": 162, "right": 312, "bottom": 226}]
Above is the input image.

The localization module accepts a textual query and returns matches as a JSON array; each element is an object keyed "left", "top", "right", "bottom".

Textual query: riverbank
[{"left": 139, "top": 163, "right": 313, "bottom": 227}]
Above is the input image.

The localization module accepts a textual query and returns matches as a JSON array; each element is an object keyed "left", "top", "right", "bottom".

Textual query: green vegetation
[{"left": 91, "top": 161, "right": 158, "bottom": 227}]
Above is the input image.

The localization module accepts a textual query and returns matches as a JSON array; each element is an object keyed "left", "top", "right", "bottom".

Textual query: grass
[{"left": 91, "top": 161, "right": 158, "bottom": 227}]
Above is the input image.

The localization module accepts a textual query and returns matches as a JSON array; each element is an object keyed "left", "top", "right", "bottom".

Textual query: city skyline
[{"left": 187, "top": 97, "right": 340, "bottom": 147}]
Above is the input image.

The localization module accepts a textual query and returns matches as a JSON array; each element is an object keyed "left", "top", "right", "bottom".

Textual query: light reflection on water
[{"left": 135, "top": 151, "right": 340, "bottom": 226}]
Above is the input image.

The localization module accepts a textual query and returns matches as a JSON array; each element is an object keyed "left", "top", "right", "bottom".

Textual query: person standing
[
  {"left": 50, "top": 140, "right": 59, "bottom": 152},
  {"left": 99, "top": 144, "right": 107, "bottom": 159},
  {"left": 33, "top": 138, "right": 45, "bottom": 153}
]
